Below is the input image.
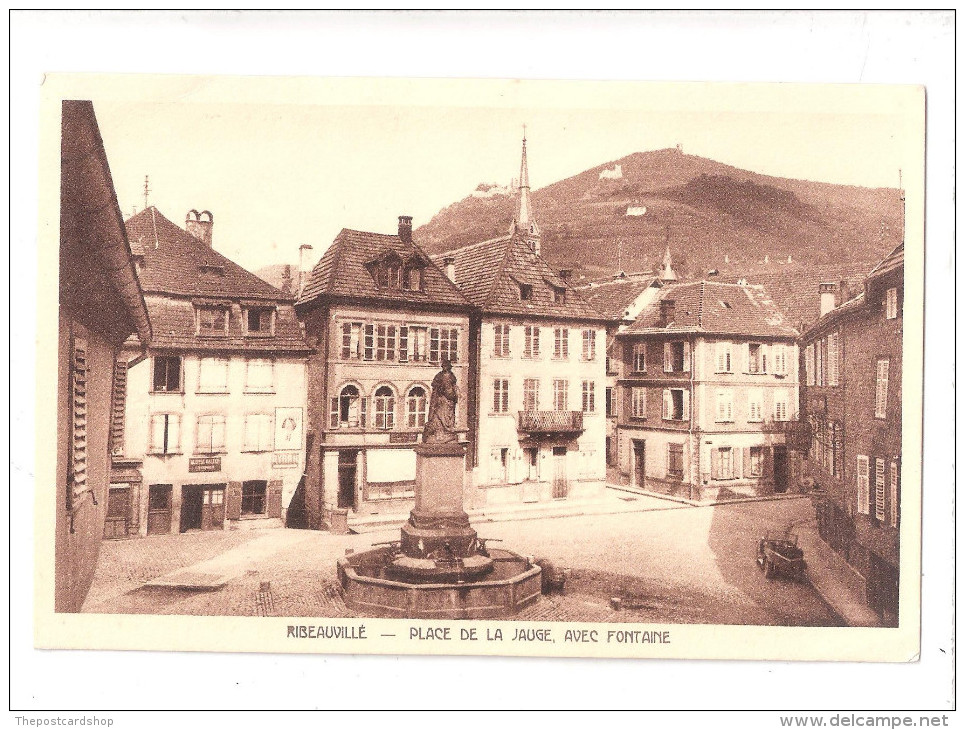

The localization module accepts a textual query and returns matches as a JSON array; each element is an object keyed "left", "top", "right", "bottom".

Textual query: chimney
[
  {"left": 185, "top": 209, "right": 214, "bottom": 247},
  {"left": 838, "top": 279, "right": 851, "bottom": 306},
  {"left": 819, "top": 282, "right": 837, "bottom": 317},
  {"left": 281, "top": 264, "right": 293, "bottom": 295},
  {"left": 559, "top": 269, "right": 572, "bottom": 282},
  {"left": 443, "top": 256, "right": 456, "bottom": 283},
  {"left": 659, "top": 298, "right": 676, "bottom": 326},
  {"left": 298, "top": 244, "right": 314, "bottom": 296},
  {"left": 398, "top": 215, "right": 413, "bottom": 243}
]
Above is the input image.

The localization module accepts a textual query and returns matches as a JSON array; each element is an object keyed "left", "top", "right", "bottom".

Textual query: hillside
[{"left": 413, "top": 148, "right": 903, "bottom": 283}]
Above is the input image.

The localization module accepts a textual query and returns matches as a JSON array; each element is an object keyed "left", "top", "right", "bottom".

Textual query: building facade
[
  {"left": 801, "top": 245, "right": 903, "bottom": 626},
  {"left": 57, "top": 101, "right": 152, "bottom": 610},
  {"left": 436, "top": 136, "right": 609, "bottom": 507},
  {"left": 615, "top": 281, "right": 800, "bottom": 502},
  {"left": 109, "top": 207, "right": 309, "bottom": 538},
  {"left": 296, "top": 218, "right": 474, "bottom": 531}
]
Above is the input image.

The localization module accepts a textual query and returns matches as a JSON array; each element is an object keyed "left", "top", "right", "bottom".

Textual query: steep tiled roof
[
  {"left": 139, "top": 295, "right": 309, "bottom": 354},
  {"left": 740, "top": 263, "right": 874, "bottom": 332},
  {"left": 298, "top": 228, "right": 472, "bottom": 309},
  {"left": 433, "top": 235, "right": 606, "bottom": 321},
  {"left": 624, "top": 281, "right": 798, "bottom": 338},
  {"left": 123, "top": 207, "right": 307, "bottom": 354},
  {"left": 867, "top": 242, "right": 904, "bottom": 281},
  {"left": 126, "top": 207, "right": 285, "bottom": 301},
  {"left": 576, "top": 278, "right": 658, "bottom": 320}
]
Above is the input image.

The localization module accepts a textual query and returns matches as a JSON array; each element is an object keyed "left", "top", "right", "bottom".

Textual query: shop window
[{"left": 242, "top": 481, "right": 267, "bottom": 515}]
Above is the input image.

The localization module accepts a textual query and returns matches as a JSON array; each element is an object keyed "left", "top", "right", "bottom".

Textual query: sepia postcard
[{"left": 36, "top": 72, "right": 924, "bottom": 662}]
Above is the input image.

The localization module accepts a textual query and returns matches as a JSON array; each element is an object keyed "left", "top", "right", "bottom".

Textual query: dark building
[
  {"left": 57, "top": 101, "right": 152, "bottom": 611},
  {"left": 800, "top": 244, "right": 904, "bottom": 625}
]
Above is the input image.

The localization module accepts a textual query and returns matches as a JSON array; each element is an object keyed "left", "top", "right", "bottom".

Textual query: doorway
[
  {"left": 552, "top": 446, "right": 568, "bottom": 499},
  {"left": 180, "top": 485, "right": 226, "bottom": 532},
  {"left": 337, "top": 450, "right": 359, "bottom": 510},
  {"left": 104, "top": 485, "right": 130, "bottom": 539},
  {"left": 633, "top": 440, "right": 646, "bottom": 490},
  {"left": 772, "top": 446, "right": 788, "bottom": 494},
  {"left": 147, "top": 484, "right": 172, "bottom": 535}
]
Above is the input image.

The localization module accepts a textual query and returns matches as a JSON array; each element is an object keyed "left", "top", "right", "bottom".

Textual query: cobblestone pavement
[{"left": 83, "top": 496, "right": 840, "bottom": 626}]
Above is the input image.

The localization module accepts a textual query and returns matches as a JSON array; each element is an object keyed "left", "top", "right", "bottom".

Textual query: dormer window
[
  {"left": 199, "top": 264, "right": 225, "bottom": 277},
  {"left": 245, "top": 306, "right": 275, "bottom": 337},
  {"left": 519, "top": 283, "right": 533, "bottom": 301},
  {"left": 197, "top": 305, "right": 229, "bottom": 337},
  {"left": 553, "top": 286, "right": 567, "bottom": 305},
  {"left": 402, "top": 265, "right": 424, "bottom": 291}
]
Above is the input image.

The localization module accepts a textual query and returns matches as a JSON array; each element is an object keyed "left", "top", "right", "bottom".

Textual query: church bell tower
[{"left": 510, "top": 127, "right": 542, "bottom": 255}]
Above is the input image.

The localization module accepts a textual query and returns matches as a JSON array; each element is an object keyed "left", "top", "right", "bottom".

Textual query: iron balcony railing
[{"left": 517, "top": 410, "right": 584, "bottom": 433}]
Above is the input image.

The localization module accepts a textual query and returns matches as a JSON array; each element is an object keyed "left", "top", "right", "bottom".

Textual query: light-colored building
[
  {"left": 615, "top": 281, "right": 801, "bottom": 502},
  {"left": 436, "top": 135, "right": 610, "bottom": 507},
  {"left": 109, "top": 207, "right": 310, "bottom": 537},
  {"left": 295, "top": 217, "right": 474, "bottom": 532},
  {"left": 57, "top": 101, "right": 152, "bottom": 610}
]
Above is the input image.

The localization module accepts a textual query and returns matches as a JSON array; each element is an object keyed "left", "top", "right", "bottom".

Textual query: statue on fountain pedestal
[{"left": 422, "top": 357, "right": 459, "bottom": 444}]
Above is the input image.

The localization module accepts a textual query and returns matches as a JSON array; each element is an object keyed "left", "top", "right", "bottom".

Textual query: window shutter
[
  {"left": 168, "top": 415, "right": 180, "bottom": 452},
  {"left": 360, "top": 396, "right": 367, "bottom": 427},
  {"left": 763, "top": 447, "right": 773, "bottom": 479},
  {"left": 856, "top": 456, "right": 870, "bottom": 514},
  {"left": 890, "top": 460, "right": 899, "bottom": 527},
  {"left": 225, "top": 481, "right": 243, "bottom": 520},
  {"left": 267, "top": 479, "right": 283, "bottom": 518},
  {"left": 743, "top": 447, "right": 751, "bottom": 478},
  {"left": 662, "top": 389, "right": 670, "bottom": 419},
  {"left": 330, "top": 397, "right": 339, "bottom": 428},
  {"left": 716, "top": 343, "right": 724, "bottom": 372},
  {"left": 429, "top": 328, "right": 440, "bottom": 362},
  {"left": 874, "top": 458, "right": 886, "bottom": 521},
  {"left": 149, "top": 414, "right": 164, "bottom": 452},
  {"left": 69, "top": 336, "right": 89, "bottom": 508},
  {"left": 363, "top": 324, "right": 375, "bottom": 360},
  {"left": 710, "top": 448, "right": 720, "bottom": 480},
  {"left": 682, "top": 389, "right": 690, "bottom": 420},
  {"left": 682, "top": 341, "right": 691, "bottom": 372},
  {"left": 398, "top": 326, "right": 409, "bottom": 361},
  {"left": 110, "top": 357, "right": 128, "bottom": 455},
  {"left": 663, "top": 343, "right": 672, "bottom": 372}
]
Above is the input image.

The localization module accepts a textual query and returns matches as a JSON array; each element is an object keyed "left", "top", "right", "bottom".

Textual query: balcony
[{"left": 517, "top": 410, "right": 584, "bottom": 434}]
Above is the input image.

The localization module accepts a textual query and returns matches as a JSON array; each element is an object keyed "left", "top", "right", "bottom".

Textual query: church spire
[
  {"left": 511, "top": 127, "right": 541, "bottom": 253},
  {"left": 660, "top": 230, "right": 678, "bottom": 282}
]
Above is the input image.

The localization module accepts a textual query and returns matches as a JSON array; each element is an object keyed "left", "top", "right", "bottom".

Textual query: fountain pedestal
[{"left": 389, "top": 442, "right": 494, "bottom": 581}]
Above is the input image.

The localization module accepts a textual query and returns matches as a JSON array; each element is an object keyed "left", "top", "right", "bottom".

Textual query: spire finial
[
  {"left": 143, "top": 175, "right": 151, "bottom": 211},
  {"left": 522, "top": 123, "right": 527, "bottom": 142}
]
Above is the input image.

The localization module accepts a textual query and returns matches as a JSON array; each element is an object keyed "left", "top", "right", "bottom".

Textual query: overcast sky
[{"left": 90, "top": 81, "right": 917, "bottom": 275}]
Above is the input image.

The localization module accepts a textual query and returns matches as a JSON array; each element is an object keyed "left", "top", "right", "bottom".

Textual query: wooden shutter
[
  {"left": 662, "top": 389, "right": 670, "bottom": 419},
  {"left": 681, "top": 389, "right": 690, "bottom": 420},
  {"left": 742, "top": 447, "right": 751, "bottom": 479},
  {"left": 890, "top": 460, "right": 899, "bottom": 527},
  {"left": 663, "top": 343, "right": 672, "bottom": 372},
  {"left": 330, "top": 397, "right": 339, "bottom": 428},
  {"left": 710, "top": 448, "right": 720, "bottom": 480},
  {"left": 398, "top": 326, "right": 409, "bottom": 361},
  {"left": 763, "top": 447, "right": 773, "bottom": 479},
  {"left": 363, "top": 324, "right": 375, "bottom": 360},
  {"left": 69, "top": 336, "right": 89, "bottom": 509},
  {"left": 226, "top": 482, "right": 243, "bottom": 520},
  {"left": 430, "top": 328, "right": 440, "bottom": 362},
  {"left": 874, "top": 458, "right": 886, "bottom": 521},
  {"left": 682, "top": 341, "right": 691, "bottom": 372},
  {"left": 360, "top": 396, "right": 367, "bottom": 427},
  {"left": 267, "top": 479, "right": 283, "bottom": 518},
  {"left": 110, "top": 357, "right": 128, "bottom": 456},
  {"left": 856, "top": 456, "right": 870, "bottom": 513}
]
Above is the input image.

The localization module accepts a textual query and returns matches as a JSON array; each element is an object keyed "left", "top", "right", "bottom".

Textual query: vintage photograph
[{"left": 42, "top": 73, "right": 922, "bottom": 661}]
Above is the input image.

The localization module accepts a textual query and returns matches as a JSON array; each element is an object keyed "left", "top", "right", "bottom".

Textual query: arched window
[
  {"left": 406, "top": 386, "right": 428, "bottom": 428},
  {"left": 330, "top": 384, "right": 364, "bottom": 428},
  {"left": 374, "top": 385, "right": 396, "bottom": 430}
]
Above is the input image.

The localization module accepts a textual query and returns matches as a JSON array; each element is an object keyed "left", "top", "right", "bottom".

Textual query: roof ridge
[
  {"left": 408, "top": 238, "right": 473, "bottom": 305},
  {"left": 441, "top": 234, "right": 512, "bottom": 257}
]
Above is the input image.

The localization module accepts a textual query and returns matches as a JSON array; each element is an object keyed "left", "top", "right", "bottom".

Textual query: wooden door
[
  {"left": 337, "top": 450, "right": 358, "bottom": 510},
  {"left": 772, "top": 447, "right": 787, "bottom": 493},
  {"left": 147, "top": 484, "right": 172, "bottom": 535},
  {"left": 552, "top": 446, "right": 568, "bottom": 498},
  {"left": 104, "top": 485, "right": 130, "bottom": 539},
  {"left": 633, "top": 441, "right": 646, "bottom": 490},
  {"left": 201, "top": 486, "right": 226, "bottom": 530},
  {"left": 180, "top": 486, "right": 202, "bottom": 532}
]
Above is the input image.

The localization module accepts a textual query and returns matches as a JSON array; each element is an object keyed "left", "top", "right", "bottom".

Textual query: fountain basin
[{"left": 337, "top": 547, "right": 542, "bottom": 620}]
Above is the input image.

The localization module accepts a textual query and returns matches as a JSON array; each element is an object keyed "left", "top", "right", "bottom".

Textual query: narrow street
[{"left": 83, "top": 494, "right": 840, "bottom": 626}]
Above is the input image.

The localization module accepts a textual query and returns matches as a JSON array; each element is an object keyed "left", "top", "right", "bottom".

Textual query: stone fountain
[{"left": 337, "top": 359, "right": 541, "bottom": 619}]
